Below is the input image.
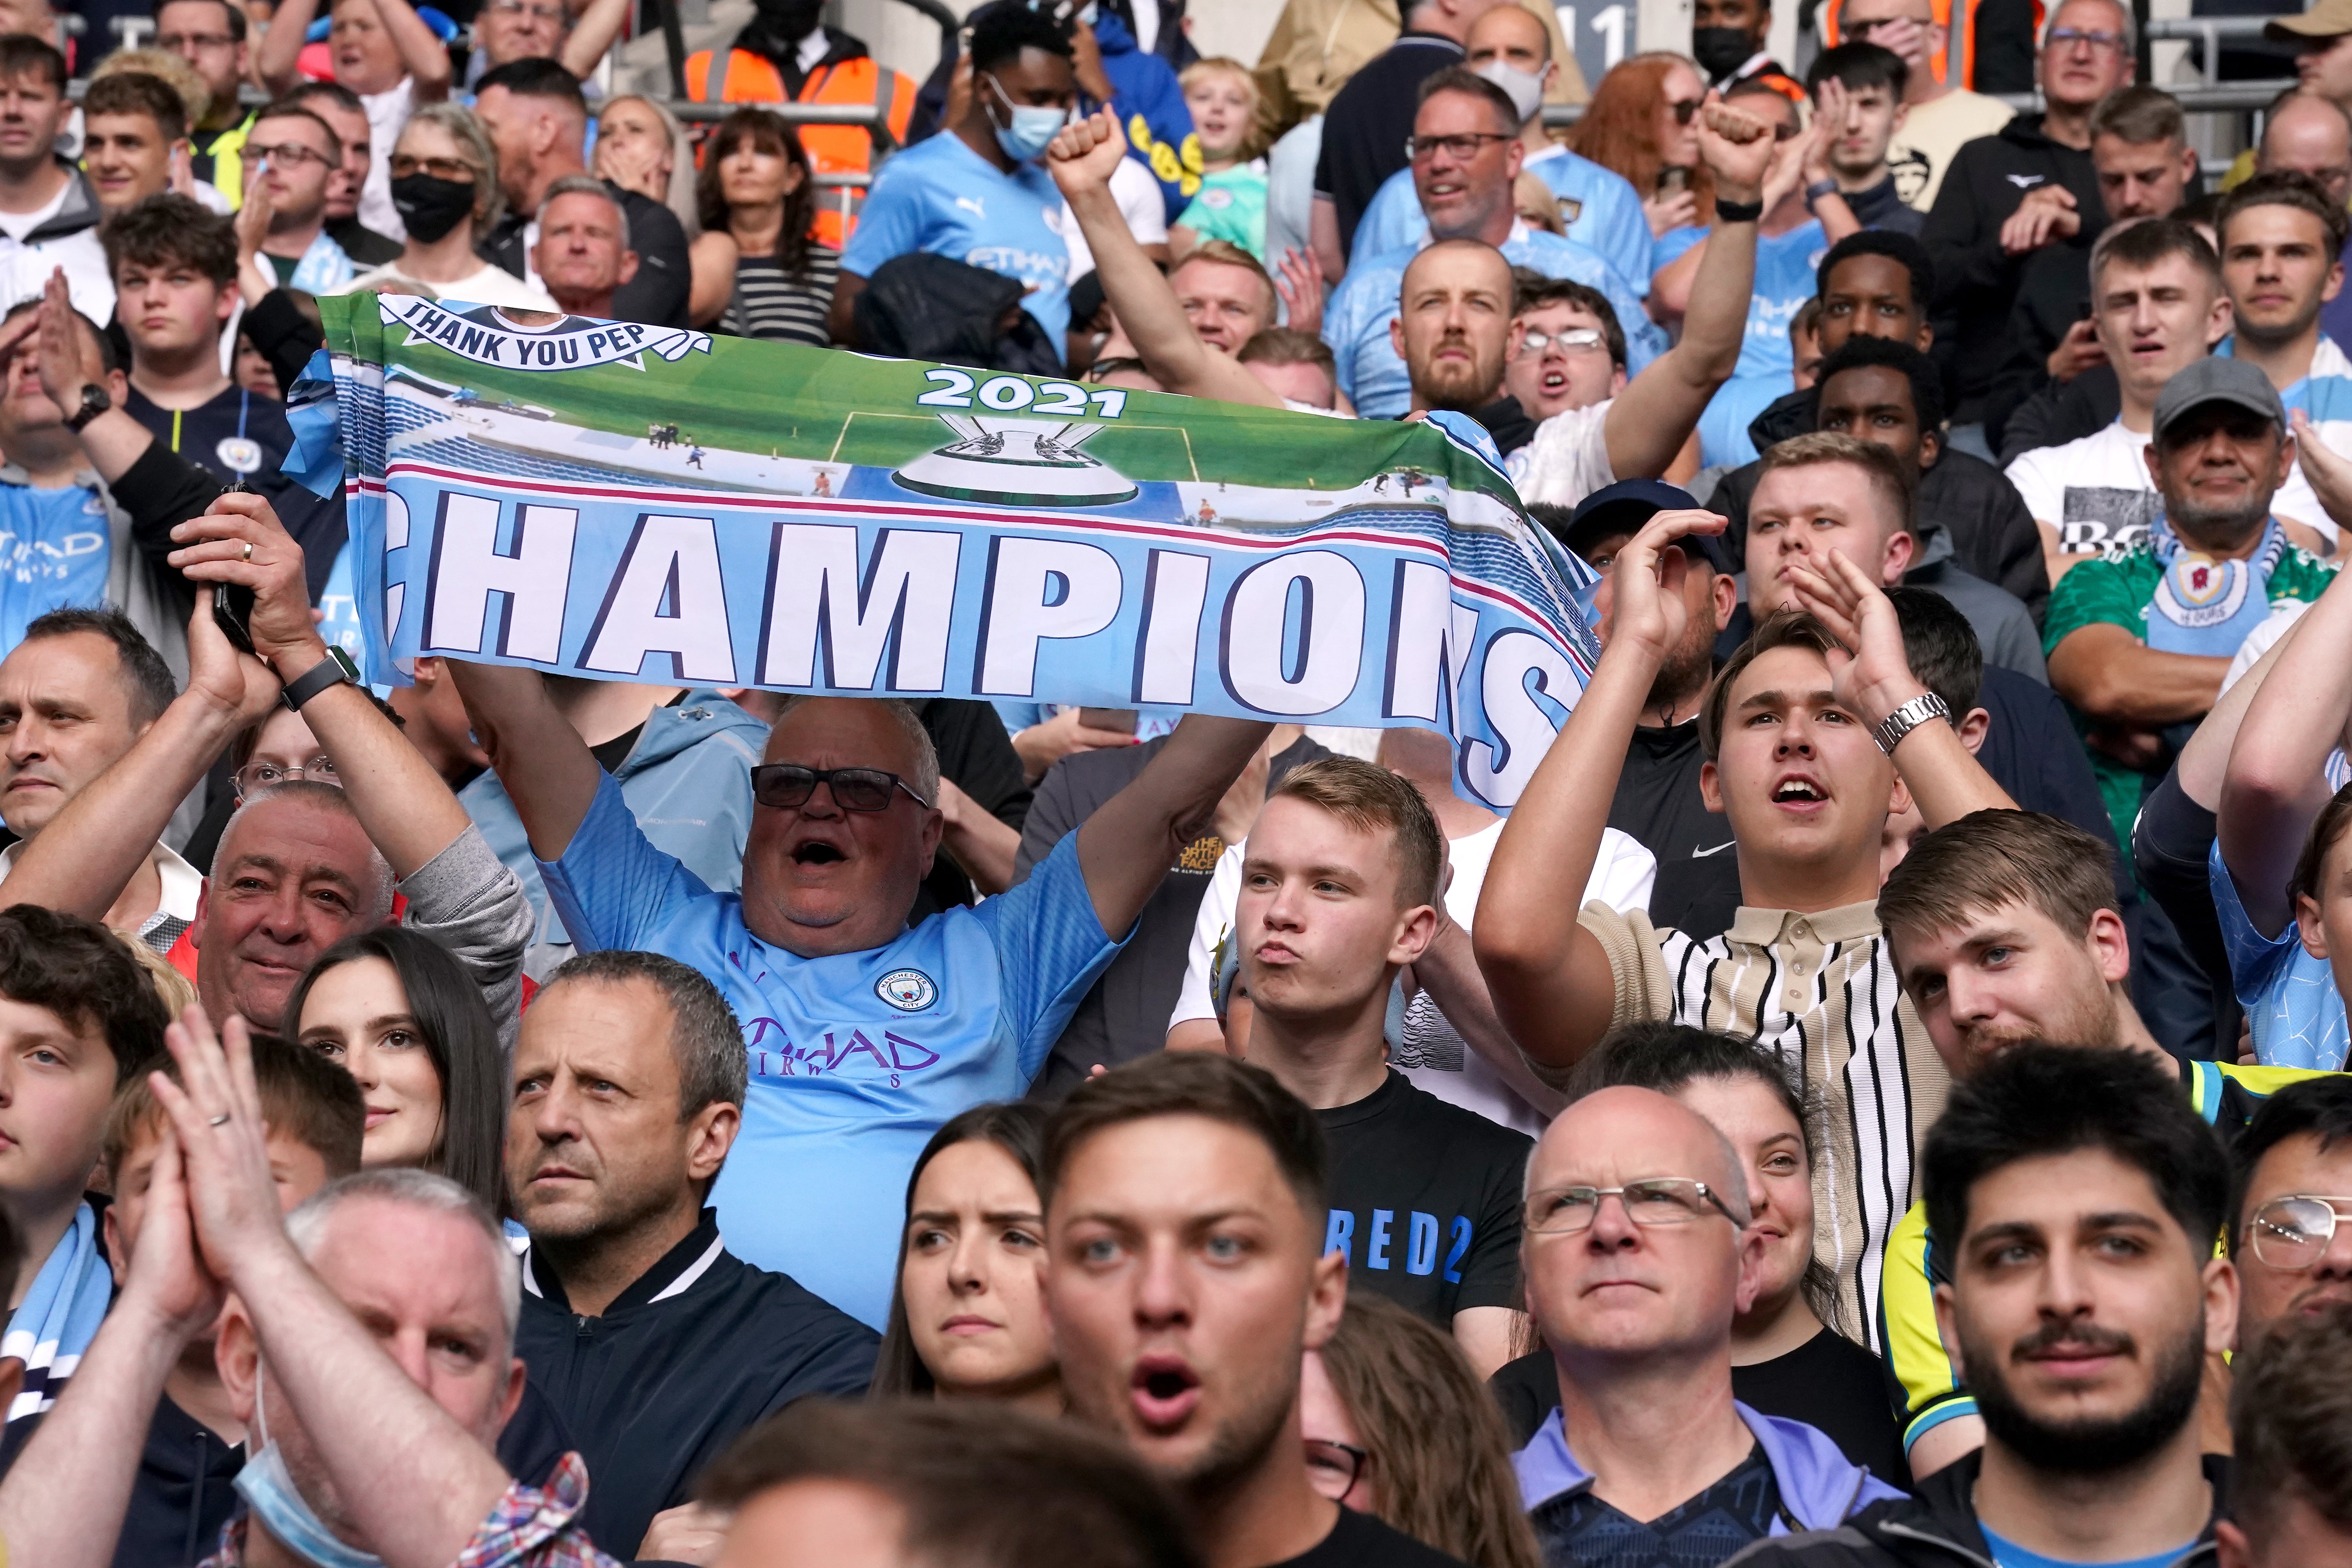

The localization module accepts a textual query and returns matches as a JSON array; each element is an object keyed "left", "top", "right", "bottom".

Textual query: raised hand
[
  {"left": 2292, "top": 409, "right": 2352, "bottom": 535},
  {"left": 2046, "top": 315, "right": 2106, "bottom": 383},
  {"left": 119, "top": 1128, "right": 229, "bottom": 1345},
  {"left": 1800, "top": 78, "right": 1846, "bottom": 189},
  {"left": 1695, "top": 94, "right": 1772, "bottom": 204},
  {"left": 168, "top": 492, "right": 317, "bottom": 670},
  {"left": 1047, "top": 106, "right": 1131, "bottom": 200},
  {"left": 34, "top": 267, "right": 100, "bottom": 418},
  {"left": 183, "top": 584, "right": 285, "bottom": 729},
  {"left": 1273, "top": 246, "right": 1324, "bottom": 336},
  {"left": 147, "top": 1010, "right": 298, "bottom": 1288},
  {"left": 1605, "top": 508, "right": 1726, "bottom": 665},
  {"left": 1783, "top": 548, "right": 1923, "bottom": 728}
]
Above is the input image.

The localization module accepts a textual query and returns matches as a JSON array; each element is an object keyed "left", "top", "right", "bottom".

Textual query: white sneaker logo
[
  {"left": 1691, "top": 840, "right": 1737, "bottom": 858},
  {"left": 956, "top": 196, "right": 987, "bottom": 219},
  {"left": 2005, "top": 174, "right": 2045, "bottom": 189}
]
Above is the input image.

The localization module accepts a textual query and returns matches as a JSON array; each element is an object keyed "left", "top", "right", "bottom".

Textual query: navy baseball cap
[{"left": 1556, "top": 479, "right": 1729, "bottom": 572}]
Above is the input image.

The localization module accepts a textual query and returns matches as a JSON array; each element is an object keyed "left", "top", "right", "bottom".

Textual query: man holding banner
[{"left": 453, "top": 661, "right": 1272, "bottom": 1328}]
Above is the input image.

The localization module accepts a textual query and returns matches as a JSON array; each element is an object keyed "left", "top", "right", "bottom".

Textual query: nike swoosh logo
[
  {"left": 1691, "top": 841, "right": 1737, "bottom": 858},
  {"left": 2006, "top": 174, "right": 2045, "bottom": 189}
]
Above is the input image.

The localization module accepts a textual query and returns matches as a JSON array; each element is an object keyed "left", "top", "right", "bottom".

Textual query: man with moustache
[
  {"left": 1042, "top": 1050, "right": 1467, "bottom": 1566},
  {"left": 1738, "top": 1045, "right": 2238, "bottom": 1562}
]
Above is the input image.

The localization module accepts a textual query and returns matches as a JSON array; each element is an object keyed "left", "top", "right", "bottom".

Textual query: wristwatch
[
  {"left": 64, "top": 383, "right": 109, "bottom": 432},
  {"left": 1872, "top": 691, "right": 1952, "bottom": 755},
  {"left": 1803, "top": 178, "right": 1841, "bottom": 209},
  {"left": 281, "top": 646, "right": 361, "bottom": 711}
]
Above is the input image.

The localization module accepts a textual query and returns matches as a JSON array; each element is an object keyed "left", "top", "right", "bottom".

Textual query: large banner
[{"left": 293, "top": 293, "right": 1599, "bottom": 807}]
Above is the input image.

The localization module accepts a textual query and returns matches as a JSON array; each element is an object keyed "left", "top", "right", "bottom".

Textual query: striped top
[
  {"left": 719, "top": 247, "right": 839, "bottom": 347},
  {"left": 1569, "top": 898, "right": 1950, "bottom": 1346}
]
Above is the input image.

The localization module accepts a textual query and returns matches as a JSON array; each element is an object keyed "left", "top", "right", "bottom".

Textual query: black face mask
[
  {"left": 1690, "top": 25, "right": 1758, "bottom": 79},
  {"left": 391, "top": 172, "right": 475, "bottom": 243},
  {"left": 753, "top": 0, "right": 824, "bottom": 42}
]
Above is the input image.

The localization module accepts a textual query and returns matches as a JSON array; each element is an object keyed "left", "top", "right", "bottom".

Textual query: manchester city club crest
[
  {"left": 875, "top": 968, "right": 939, "bottom": 1012},
  {"left": 216, "top": 436, "right": 264, "bottom": 477}
]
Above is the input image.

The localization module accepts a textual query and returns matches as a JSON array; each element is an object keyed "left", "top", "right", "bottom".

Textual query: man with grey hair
[
  {"left": 529, "top": 175, "right": 637, "bottom": 321},
  {"left": 508, "top": 947, "right": 877, "bottom": 1559},
  {"left": 452, "top": 657, "right": 1274, "bottom": 1332},
  {"left": 0, "top": 1007, "right": 627, "bottom": 1568},
  {"left": 1511, "top": 1082, "right": 1903, "bottom": 1565},
  {"left": 1, "top": 494, "right": 533, "bottom": 1043}
]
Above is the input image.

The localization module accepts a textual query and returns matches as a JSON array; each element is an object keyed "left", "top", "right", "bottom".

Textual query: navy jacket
[{"left": 515, "top": 1210, "right": 879, "bottom": 1559}]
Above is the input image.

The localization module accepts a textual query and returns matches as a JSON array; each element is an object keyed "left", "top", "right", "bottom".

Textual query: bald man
[{"left": 1512, "top": 1078, "right": 1904, "bottom": 1565}]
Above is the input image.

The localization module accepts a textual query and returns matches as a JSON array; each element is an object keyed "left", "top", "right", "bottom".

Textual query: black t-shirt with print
[
  {"left": 1274, "top": 1502, "right": 1471, "bottom": 1568},
  {"left": 1321, "top": 1071, "right": 1530, "bottom": 1328},
  {"left": 1530, "top": 1442, "right": 1786, "bottom": 1568}
]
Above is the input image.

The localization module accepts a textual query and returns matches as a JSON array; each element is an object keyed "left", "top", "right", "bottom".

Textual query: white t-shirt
[
  {"left": 1169, "top": 820, "right": 1657, "bottom": 1135},
  {"left": 2007, "top": 417, "right": 2338, "bottom": 563},
  {"left": 359, "top": 77, "right": 417, "bottom": 242},
  {"left": 0, "top": 178, "right": 70, "bottom": 241},
  {"left": 1504, "top": 399, "right": 1614, "bottom": 510},
  {"left": 1053, "top": 154, "right": 1169, "bottom": 281},
  {"left": 338, "top": 261, "right": 558, "bottom": 310}
]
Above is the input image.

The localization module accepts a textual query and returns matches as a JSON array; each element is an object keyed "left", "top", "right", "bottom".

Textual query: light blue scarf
[
  {"left": 285, "top": 229, "right": 355, "bottom": 296},
  {"left": 2143, "top": 515, "right": 2287, "bottom": 657},
  {"left": 1, "top": 1201, "right": 111, "bottom": 1421}
]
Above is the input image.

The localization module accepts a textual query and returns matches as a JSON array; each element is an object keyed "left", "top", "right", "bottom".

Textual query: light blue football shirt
[
  {"left": 841, "top": 130, "right": 1074, "bottom": 345},
  {"left": 539, "top": 773, "right": 1125, "bottom": 1327}
]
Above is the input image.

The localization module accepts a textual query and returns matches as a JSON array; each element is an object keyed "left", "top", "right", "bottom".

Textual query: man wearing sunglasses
[
  {"left": 1514, "top": 1084, "right": 1904, "bottom": 1565},
  {"left": 453, "top": 656, "right": 1272, "bottom": 1332}
]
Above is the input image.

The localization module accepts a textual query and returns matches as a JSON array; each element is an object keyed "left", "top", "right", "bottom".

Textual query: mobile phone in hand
[{"left": 209, "top": 478, "right": 258, "bottom": 655}]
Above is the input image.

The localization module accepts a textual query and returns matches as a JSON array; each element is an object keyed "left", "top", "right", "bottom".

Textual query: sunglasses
[
  {"left": 1668, "top": 97, "right": 1701, "bottom": 124},
  {"left": 750, "top": 764, "right": 933, "bottom": 813}
]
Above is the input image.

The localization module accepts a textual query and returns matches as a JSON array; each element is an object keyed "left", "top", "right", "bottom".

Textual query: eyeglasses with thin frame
[
  {"left": 1405, "top": 131, "right": 1512, "bottom": 163},
  {"left": 239, "top": 140, "right": 333, "bottom": 168},
  {"left": 1304, "top": 1440, "right": 1369, "bottom": 1499},
  {"left": 2245, "top": 1194, "right": 2352, "bottom": 1269},
  {"left": 390, "top": 153, "right": 478, "bottom": 181},
  {"left": 1516, "top": 326, "right": 1608, "bottom": 358},
  {"left": 1525, "top": 1178, "right": 1743, "bottom": 1236},
  {"left": 2046, "top": 25, "right": 2125, "bottom": 51},
  {"left": 750, "top": 763, "right": 934, "bottom": 813},
  {"left": 232, "top": 755, "right": 341, "bottom": 799}
]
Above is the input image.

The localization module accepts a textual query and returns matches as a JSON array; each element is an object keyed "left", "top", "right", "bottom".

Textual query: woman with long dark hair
[
  {"left": 871, "top": 1101, "right": 1057, "bottom": 1410},
  {"left": 694, "top": 107, "right": 837, "bottom": 346},
  {"left": 285, "top": 927, "right": 507, "bottom": 1212}
]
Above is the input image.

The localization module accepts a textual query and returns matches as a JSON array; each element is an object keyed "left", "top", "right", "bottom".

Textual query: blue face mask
[
  {"left": 233, "top": 1368, "right": 388, "bottom": 1568},
  {"left": 986, "top": 73, "right": 1066, "bottom": 163}
]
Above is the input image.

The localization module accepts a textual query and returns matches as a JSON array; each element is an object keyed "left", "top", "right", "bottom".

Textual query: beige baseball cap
[{"left": 2269, "top": 0, "right": 2352, "bottom": 42}]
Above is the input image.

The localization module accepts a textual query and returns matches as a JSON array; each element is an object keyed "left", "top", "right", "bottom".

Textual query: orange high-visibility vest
[
  {"left": 1818, "top": 0, "right": 2042, "bottom": 90},
  {"left": 685, "top": 47, "right": 918, "bottom": 250}
]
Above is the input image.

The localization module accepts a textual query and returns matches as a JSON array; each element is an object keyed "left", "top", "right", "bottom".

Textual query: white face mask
[
  {"left": 234, "top": 1364, "right": 388, "bottom": 1568},
  {"left": 1475, "top": 58, "right": 1547, "bottom": 123}
]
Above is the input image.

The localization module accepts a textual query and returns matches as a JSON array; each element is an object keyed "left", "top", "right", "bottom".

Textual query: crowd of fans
[{"left": 9, "top": 0, "right": 2352, "bottom": 1564}]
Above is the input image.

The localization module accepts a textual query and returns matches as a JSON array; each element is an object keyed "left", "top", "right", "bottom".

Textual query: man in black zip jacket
[
  {"left": 508, "top": 948, "right": 878, "bottom": 1562},
  {"left": 1722, "top": 1046, "right": 2234, "bottom": 1568},
  {"left": 1920, "top": 0, "right": 2134, "bottom": 431}
]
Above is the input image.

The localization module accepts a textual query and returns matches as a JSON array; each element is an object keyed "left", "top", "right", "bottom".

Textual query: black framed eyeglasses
[
  {"left": 1405, "top": 131, "right": 1512, "bottom": 162},
  {"left": 750, "top": 764, "right": 933, "bottom": 813},
  {"left": 1525, "top": 1178, "right": 1743, "bottom": 1235},
  {"left": 1304, "top": 1440, "right": 1370, "bottom": 1499},
  {"left": 2246, "top": 1194, "right": 2352, "bottom": 1270}
]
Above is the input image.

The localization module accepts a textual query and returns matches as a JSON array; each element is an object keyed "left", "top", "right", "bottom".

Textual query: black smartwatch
[
  {"left": 282, "top": 646, "right": 361, "bottom": 711},
  {"left": 64, "top": 383, "right": 109, "bottom": 432}
]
